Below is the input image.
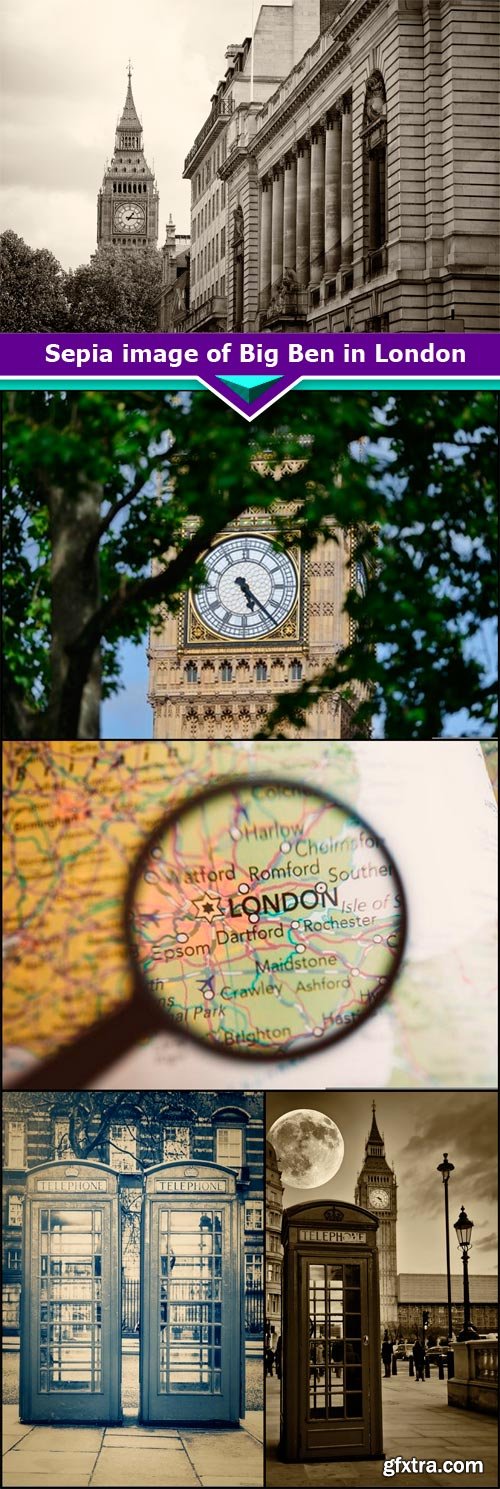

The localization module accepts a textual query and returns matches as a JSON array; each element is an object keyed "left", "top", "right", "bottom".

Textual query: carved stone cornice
[{"left": 244, "top": 0, "right": 378, "bottom": 160}]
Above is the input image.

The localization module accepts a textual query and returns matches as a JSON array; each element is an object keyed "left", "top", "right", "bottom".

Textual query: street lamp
[
  {"left": 437, "top": 1153, "right": 454, "bottom": 1348},
  {"left": 454, "top": 1206, "right": 479, "bottom": 1341}
]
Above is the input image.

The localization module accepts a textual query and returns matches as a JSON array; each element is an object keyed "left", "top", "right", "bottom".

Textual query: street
[{"left": 266, "top": 1372, "right": 498, "bottom": 1488}]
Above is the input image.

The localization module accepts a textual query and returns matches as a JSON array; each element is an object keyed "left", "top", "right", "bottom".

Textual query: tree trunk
[{"left": 46, "top": 476, "right": 102, "bottom": 738}]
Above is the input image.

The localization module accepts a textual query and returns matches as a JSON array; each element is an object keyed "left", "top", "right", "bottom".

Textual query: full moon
[{"left": 268, "top": 1109, "right": 345, "bottom": 1189}]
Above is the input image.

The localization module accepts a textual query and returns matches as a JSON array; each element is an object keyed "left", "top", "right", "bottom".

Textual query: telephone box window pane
[
  {"left": 345, "top": 1340, "right": 362, "bottom": 1365},
  {"left": 345, "top": 1266, "right": 360, "bottom": 1288},
  {"left": 345, "top": 1314, "right": 362, "bottom": 1338},
  {"left": 346, "top": 1392, "right": 363, "bottom": 1418},
  {"left": 158, "top": 1210, "right": 223, "bottom": 1395},
  {"left": 38, "top": 1208, "right": 103, "bottom": 1394},
  {"left": 346, "top": 1365, "right": 363, "bottom": 1391},
  {"left": 346, "top": 1287, "right": 361, "bottom": 1310}
]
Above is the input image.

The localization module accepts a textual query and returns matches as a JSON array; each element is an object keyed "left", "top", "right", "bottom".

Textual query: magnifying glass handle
[{"left": 4, "top": 997, "right": 163, "bottom": 1092}]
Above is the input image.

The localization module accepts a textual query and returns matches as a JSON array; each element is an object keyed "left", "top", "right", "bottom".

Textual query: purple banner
[{"left": 0, "top": 332, "right": 498, "bottom": 418}]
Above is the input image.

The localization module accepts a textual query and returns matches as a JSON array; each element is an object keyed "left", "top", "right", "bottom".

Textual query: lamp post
[
  {"left": 437, "top": 1153, "right": 454, "bottom": 1347},
  {"left": 454, "top": 1206, "right": 479, "bottom": 1341}
]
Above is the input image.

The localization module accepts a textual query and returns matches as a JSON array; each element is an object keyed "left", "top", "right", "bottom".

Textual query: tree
[
  {"left": 0, "top": 231, "right": 68, "bottom": 332},
  {"left": 65, "top": 245, "right": 163, "bottom": 332},
  {"left": 2, "top": 389, "right": 497, "bottom": 741}
]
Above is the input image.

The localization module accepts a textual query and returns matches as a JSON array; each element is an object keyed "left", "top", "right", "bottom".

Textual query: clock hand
[{"left": 235, "top": 576, "right": 276, "bottom": 627}]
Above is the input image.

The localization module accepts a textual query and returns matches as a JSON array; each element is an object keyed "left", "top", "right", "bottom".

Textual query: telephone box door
[
  {"left": 280, "top": 1202, "right": 383, "bottom": 1462},
  {"left": 20, "top": 1162, "right": 121, "bottom": 1424},
  {"left": 140, "top": 1162, "right": 243, "bottom": 1425},
  {"left": 301, "top": 1254, "right": 372, "bottom": 1457}
]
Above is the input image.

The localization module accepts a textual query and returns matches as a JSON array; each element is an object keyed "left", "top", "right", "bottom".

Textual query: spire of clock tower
[
  {"left": 366, "top": 1101, "right": 386, "bottom": 1159},
  {"left": 116, "top": 66, "right": 143, "bottom": 145}
]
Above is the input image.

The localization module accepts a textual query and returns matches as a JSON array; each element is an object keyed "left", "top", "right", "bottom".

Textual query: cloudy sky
[
  {"left": 0, "top": 0, "right": 294, "bottom": 269},
  {"left": 267, "top": 1092, "right": 498, "bottom": 1276}
]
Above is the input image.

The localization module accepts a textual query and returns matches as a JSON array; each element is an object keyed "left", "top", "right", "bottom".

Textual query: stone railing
[
  {"left": 448, "top": 1340, "right": 498, "bottom": 1416},
  {"left": 183, "top": 295, "right": 227, "bottom": 332},
  {"left": 183, "top": 100, "right": 234, "bottom": 175}
]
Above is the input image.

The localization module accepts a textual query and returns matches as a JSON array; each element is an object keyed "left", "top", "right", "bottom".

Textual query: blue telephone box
[
  {"left": 140, "top": 1161, "right": 244, "bottom": 1425},
  {"left": 20, "top": 1161, "right": 121, "bottom": 1424}
]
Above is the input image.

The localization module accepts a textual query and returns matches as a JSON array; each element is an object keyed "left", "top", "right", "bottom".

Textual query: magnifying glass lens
[{"left": 128, "top": 779, "right": 405, "bottom": 1059}]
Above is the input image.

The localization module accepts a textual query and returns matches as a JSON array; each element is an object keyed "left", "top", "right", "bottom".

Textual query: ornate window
[
  {"left": 163, "top": 1126, "right": 191, "bottom": 1161},
  {"left": 216, "top": 1127, "right": 243, "bottom": 1166},
  {"left": 290, "top": 660, "right": 303, "bottom": 681},
  {"left": 245, "top": 1202, "right": 263, "bottom": 1231},
  {"left": 220, "top": 662, "right": 233, "bottom": 683},
  {"left": 6, "top": 1121, "right": 26, "bottom": 1169},
  {"left": 246, "top": 1252, "right": 264, "bottom": 1289},
  {"left": 186, "top": 662, "right": 198, "bottom": 684},
  {"left": 53, "top": 1117, "right": 73, "bottom": 1159},
  {"left": 362, "top": 72, "right": 387, "bottom": 280},
  {"left": 8, "top": 1195, "right": 23, "bottom": 1227},
  {"left": 256, "top": 661, "right": 268, "bottom": 682},
  {"left": 213, "top": 1106, "right": 249, "bottom": 1168},
  {"left": 108, "top": 1122, "right": 137, "bottom": 1172},
  {"left": 233, "top": 205, "right": 244, "bottom": 331}
]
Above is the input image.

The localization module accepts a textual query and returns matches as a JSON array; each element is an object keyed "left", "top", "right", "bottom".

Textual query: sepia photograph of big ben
[{"left": 1, "top": 0, "right": 499, "bottom": 336}]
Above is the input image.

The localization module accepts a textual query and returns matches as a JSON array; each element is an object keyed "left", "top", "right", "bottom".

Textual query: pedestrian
[
  {"left": 381, "top": 1330, "right": 393, "bottom": 1378},
  {"left": 275, "top": 1334, "right": 282, "bottom": 1382},
  {"left": 265, "top": 1344, "right": 274, "bottom": 1377},
  {"left": 413, "top": 1337, "right": 425, "bottom": 1381}
]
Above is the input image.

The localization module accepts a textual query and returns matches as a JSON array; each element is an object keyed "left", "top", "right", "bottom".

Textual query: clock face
[
  {"left": 369, "top": 1188, "right": 390, "bottom": 1210},
  {"left": 114, "top": 201, "right": 146, "bottom": 232},
  {"left": 193, "top": 535, "right": 298, "bottom": 640}
]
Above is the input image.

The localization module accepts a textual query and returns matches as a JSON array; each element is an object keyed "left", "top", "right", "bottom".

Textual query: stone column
[
  {"left": 324, "top": 110, "right": 342, "bottom": 275},
  {"left": 259, "top": 177, "right": 272, "bottom": 309},
  {"left": 296, "top": 138, "right": 311, "bottom": 287},
  {"left": 271, "top": 164, "right": 284, "bottom": 289},
  {"left": 310, "top": 123, "right": 325, "bottom": 284},
  {"left": 283, "top": 154, "right": 297, "bottom": 273},
  {"left": 341, "top": 95, "right": 353, "bottom": 266}
]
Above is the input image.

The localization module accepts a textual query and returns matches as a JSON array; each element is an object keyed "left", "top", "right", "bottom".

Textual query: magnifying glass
[{"left": 9, "top": 775, "right": 407, "bottom": 1089}]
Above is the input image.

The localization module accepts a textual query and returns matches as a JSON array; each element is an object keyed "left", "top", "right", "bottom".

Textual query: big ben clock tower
[
  {"left": 148, "top": 502, "right": 365, "bottom": 740},
  {"left": 355, "top": 1104, "right": 398, "bottom": 1334},
  {"left": 97, "top": 66, "right": 159, "bottom": 249}
]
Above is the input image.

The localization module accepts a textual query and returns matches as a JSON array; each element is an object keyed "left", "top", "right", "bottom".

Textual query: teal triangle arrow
[{"left": 216, "top": 374, "right": 282, "bottom": 404}]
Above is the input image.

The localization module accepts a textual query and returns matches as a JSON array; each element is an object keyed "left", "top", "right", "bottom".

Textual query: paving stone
[
  {"left": 266, "top": 1374, "right": 498, "bottom": 1488},
  {"left": 2, "top": 1407, "right": 33, "bottom": 1431},
  {"left": 3, "top": 1477, "right": 91, "bottom": 1488},
  {"left": 3, "top": 1433, "right": 35, "bottom": 1453},
  {"left": 3, "top": 1449, "right": 97, "bottom": 1478},
  {"left": 10, "top": 1427, "right": 104, "bottom": 1451},
  {"left": 90, "top": 1447, "right": 200, "bottom": 1486},
  {"left": 198, "top": 1479, "right": 263, "bottom": 1487},
  {"left": 103, "top": 1428, "right": 181, "bottom": 1440},
  {"left": 99, "top": 1433, "right": 185, "bottom": 1449}
]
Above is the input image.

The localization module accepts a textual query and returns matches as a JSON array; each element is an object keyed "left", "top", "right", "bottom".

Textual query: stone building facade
[
  {"left": 97, "top": 68, "right": 159, "bottom": 250},
  {"left": 355, "top": 1104, "right": 399, "bottom": 1334},
  {"left": 182, "top": 4, "right": 325, "bottom": 330},
  {"left": 184, "top": 0, "right": 499, "bottom": 332},
  {"left": 397, "top": 1274, "right": 498, "bottom": 1341},
  {"left": 157, "top": 216, "right": 191, "bottom": 330},
  {"left": 265, "top": 1141, "right": 284, "bottom": 1347},
  {"left": 2, "top": 1092, "right": 263, "bottom": 1339},
  {"left": 148, "top": 501, "right": 365, "bottom": 741}
]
